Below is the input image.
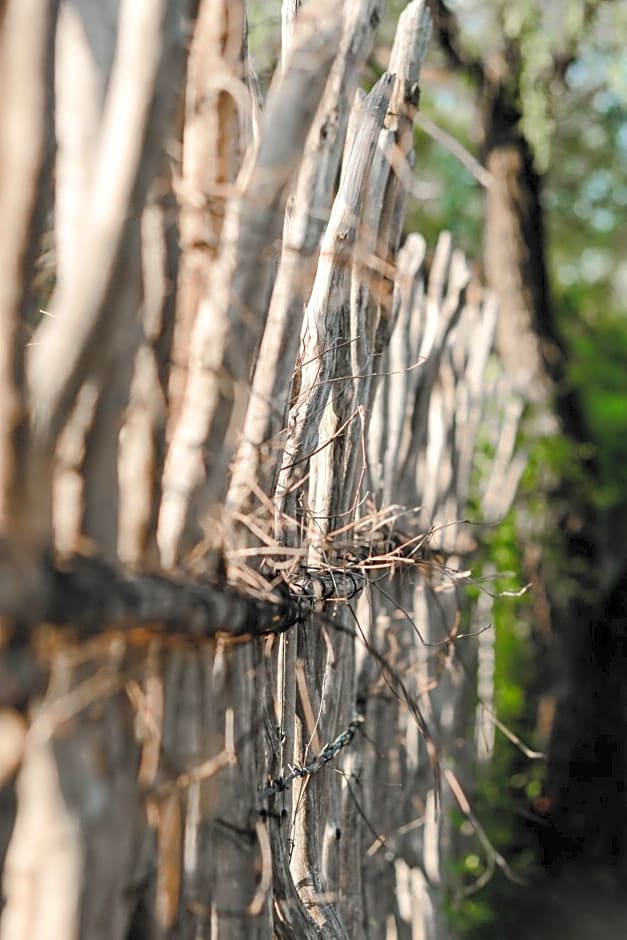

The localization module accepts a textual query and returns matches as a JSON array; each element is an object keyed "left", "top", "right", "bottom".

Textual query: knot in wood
[{"left": 406, "top": 82, "right": 421, "bottom": 108}]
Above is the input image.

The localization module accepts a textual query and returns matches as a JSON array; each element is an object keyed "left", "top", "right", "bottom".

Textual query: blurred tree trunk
[
  {"left": 482, "top": 85, "right": 557, "bottom": 406},
  {"left": 481, "top": 58, "right": 627, "bottom": 885},
  {"left": 429, "top": 0, "right": 627, "bottom": 895}
]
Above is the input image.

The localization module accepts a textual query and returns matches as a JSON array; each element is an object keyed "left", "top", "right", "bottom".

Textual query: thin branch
[
  {"left": 444, "top": 767, "right": 525, "bottom": 885},
  {"left": 416, "top": 113, "right": 494, "bottom": 188}
]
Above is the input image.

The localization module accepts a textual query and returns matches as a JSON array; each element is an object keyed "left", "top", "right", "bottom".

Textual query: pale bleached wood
[
  {"left": 363, "top": 234, "right": 527, "bottom": 938},
  {"left": 159, "top": 0, "right": 344, "bottom": 569},
  {"left": 276, "top": 9, "right": 435, "bottom": 931},
  {"left": 53, "top": 0, "right": 116, "bottom": 296},
  {"left": 0, "top": 0, "right": 56, "bottom": 541},
  {"left": 169, "top": 0, "right": 250, "bottom": 434},
  {"left": 274, "top": 72, "right": 394, "bottom": 548},
  {"left": 288, "top": 639, "right": 352, "bottom": 938},
  {"left": 414, "top": 240, "right": 471, "bottom": 453},
  {"left": 275, "top": 9, "right": 438, "bottom": 932},
  {"left": 254, "top": 12, "right": 393, "bottom": 894},
  {"left": 474, "top": 561, "right": 497, "bottom": 762},
  {"left": 370, "top": 231, "right": 471, "bottom": 515},
  {"left": 226, "top": 0, "right": 385, "bottom": 529},
  {"left": 378, "top": 234, "right": 426, "bottom": 504},
  {"left": 118, "top": 185, "right": 179, "bottom": 566},
  {"left": 247, "top": 27, "right": 386, "bottom": 916},
  {"left": 452, "top": 292, "right": 499, "bottom": 506},
  {"left": 51, "top": 0, "right": 187, "bottom": 562},
  {"left": 27, "top": 0, "right": 193, "bottom": 563},
  {"left": 369, "top": 0, "right": 432, "bottom": 350},
  {"left": 481, "top": 382, "right": 527, "bottom": 522},
  {"left": 49, "top": 1, "right": 119, "bottom": 558},
  {"left": 29, "top": 0, "right": 185, "bottom": 444},
  {"left": 309, "top": 0, "right": 433, "bottom": 529},
  {"left": 0, "top": 732, "right": 82, "bottom": 940},
  {"left": 281, "top": 0, "right": 304, "bottom": 69},
  {"left": 52, "top": 384, "right": 99, "bottom": 556}
]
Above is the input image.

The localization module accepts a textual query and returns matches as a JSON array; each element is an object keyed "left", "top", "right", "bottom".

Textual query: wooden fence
[{"left": 0, "top": 1, "right": 524, "bottom": 937}]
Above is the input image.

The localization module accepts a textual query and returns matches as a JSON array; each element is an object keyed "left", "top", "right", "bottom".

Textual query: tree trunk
[
  {"left": 482, "top": 85, "right": 555, "bottom": 406},
  {"left": 480, "top": 69, "right": 627, "bottom": 882},
  {"left": 422, "top": 7, "right": 627, "bottom": 929}
]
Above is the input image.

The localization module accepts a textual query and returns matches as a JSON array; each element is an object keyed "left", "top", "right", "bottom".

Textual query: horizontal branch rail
[{"left": 3, "top": 554, "right": 370, "bottom": 641}]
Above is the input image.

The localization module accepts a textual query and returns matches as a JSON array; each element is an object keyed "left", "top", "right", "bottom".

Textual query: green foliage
[
  {"left": 447, "top": 893, "right": 496, "bottom": 936},
  {"left": 408, "top": 87, "right": 483, "bottom": 254},
  {"left": 447, "top": 514, "right": 543, "bottom": 938}
]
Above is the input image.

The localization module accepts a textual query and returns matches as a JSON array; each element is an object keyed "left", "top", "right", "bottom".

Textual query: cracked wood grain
[{"left": 159, "top": 0, "right": 343, "bottom": 569}]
